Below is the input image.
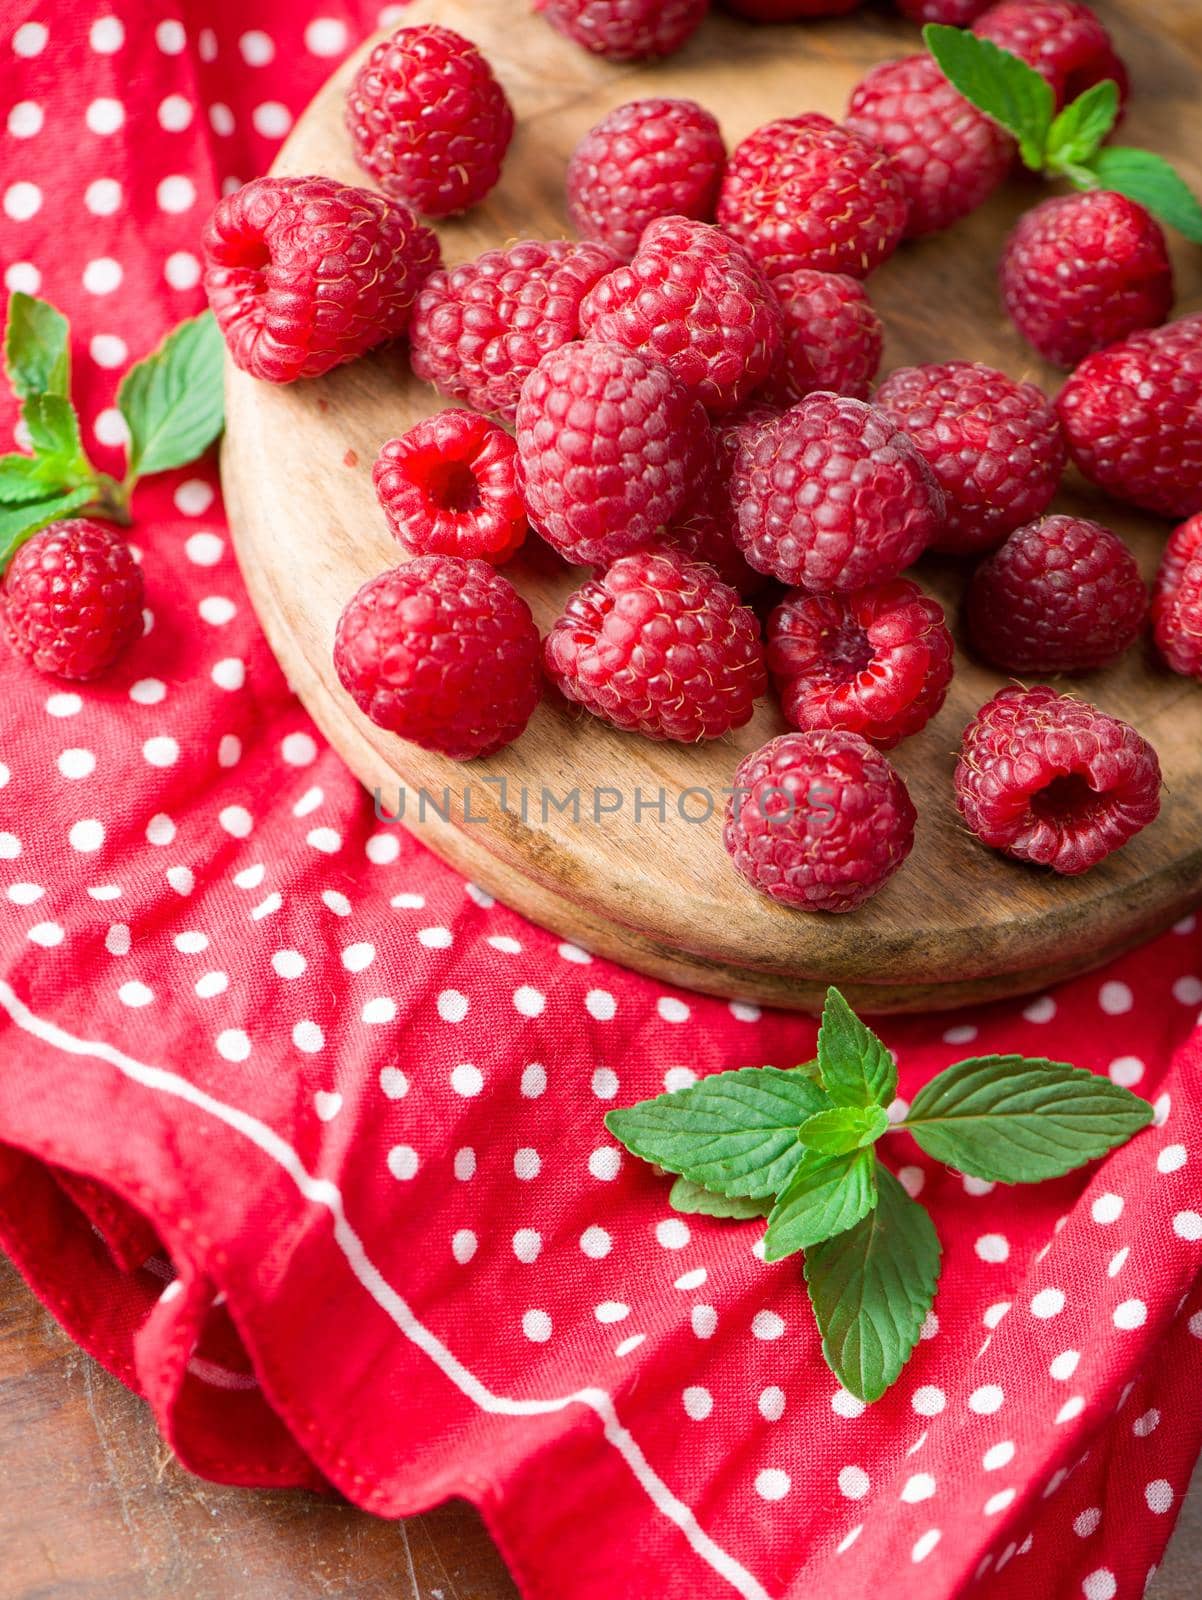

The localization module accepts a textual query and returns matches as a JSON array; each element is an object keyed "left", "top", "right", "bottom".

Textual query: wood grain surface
[{"left": 223, "top": 0, "right": 1202, "bottom": 1015}]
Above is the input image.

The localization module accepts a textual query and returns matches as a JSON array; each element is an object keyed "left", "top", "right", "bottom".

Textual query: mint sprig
[
  {"left": 924, "top": 23, "right": 1202, "bottom": 243},
  {"left": 0, "top": 292, "right": 226, "bottom": 572},
  {"left": 604, "top": 986, "right": 1153, "bottom": 1401}
]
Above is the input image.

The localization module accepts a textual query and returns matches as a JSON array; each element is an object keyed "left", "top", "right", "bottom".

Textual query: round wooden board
[{"left": 221, "top": 0, "right": 1202, "bottom": 1014}]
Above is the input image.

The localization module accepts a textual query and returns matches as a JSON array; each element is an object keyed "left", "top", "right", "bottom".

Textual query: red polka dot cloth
[{"left": 1, "top": 5, "right": 1201, "bottom": 1598}]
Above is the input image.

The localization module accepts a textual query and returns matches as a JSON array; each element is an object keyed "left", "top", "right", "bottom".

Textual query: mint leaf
[
  {"left": 817, "top": 987, "right": 897, "bottom": 1110},
  {"left": 905, "top": 1056, "right": 1153, "bottom": 1183},
  {"left": 605, "top": 1067, "right": 830, "bottom": 1199},
  {"left": 925, "top": 22, "right": 1053, "bottom": 170},
  {"left": 0, "top": 486, "right": 96, "bottom": 571},
  {"left": 118, "top": 311, "right": 225, "bottom": 481},
  {"left": 669, "top": 1177, "right": 771, "bottom": 1219},
  {"left": 5, "top": 292, "right": 70, "bottom": 401},
  {"left": 1084, "top": 148, "right": 1202, "bottom": 244},
  {"left": 1046, "top": 79, "right": 1120, "bottom": 171},
  {"left": 804, "top": 1165, "right": 941, "bottom": 1403},
  {"left": 22, "top": 393, "right": 87, "bottom": 477},
  {"left": 799, "top": 1104, "right": 889, "bottom": 1156},
  {"left": 763, "top": 1147, "right": 877, "bottom": 1261},
  {"left": 0, "top": 453, "right": 69, "bottom": 505}
]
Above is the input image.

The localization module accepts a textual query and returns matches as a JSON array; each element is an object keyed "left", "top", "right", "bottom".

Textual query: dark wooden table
[{"left": 0, "top": 1255, "right": 1197, "bottom": 1597}]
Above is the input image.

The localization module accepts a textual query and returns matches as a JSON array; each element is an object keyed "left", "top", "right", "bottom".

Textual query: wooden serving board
[{"left": 221, "top": 0, "right": 1202, "bottom": 1014}]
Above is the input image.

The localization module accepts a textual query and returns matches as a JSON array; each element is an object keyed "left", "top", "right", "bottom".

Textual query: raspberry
[
  {"left": 409, "top": 239, "right": 619, "bottom": 424},
  {"left": 515, "top": 341, "right": 715, "bottom": 567},
  {"left": 373, "top": 410, "right": 527, "bottom": 564},
  {"left": 659, "top": 405, "right": 781, "bottom": 593},
  {"left": 578, "top": 217, "right": 782, "bottom": 415},
  {"left": 767, "top": 579, "right": 953, "bottom": 749},
  {"left": 717, "top": 115, "right": 908, "bottom": 280},
  {"left": 567, "top": 99, "right": 726, "bottom": 261},
  {"left": 733, "top": 394, "right": 944, "bottom": 590},
  {"left": 544, "top": 549, "right": 766, "bottom": 741},
  {"left": 954, "top": 685, "right": 1161, "bottom": 875},
  {"left": 724, "top": 730, "right": 916, "bottom": 912},
  {"left": 203, "top": 176, "right": 440, "bottom": 384},
  {"left": 534, "top": 0, "right": 708, "bottom": 59},
  {"left": 875, "top": 360, "right": 1065, "bottom": 555},
  {"left": 722, "top": 0, "right": 862, "bottom": 16},
  {"left": 973, "top": 1, "right": 1129, "bottom": 110},
  {"left": 333, "top": 556, "right": 541, "bottom": 760},
  {"left": 966, "top": 515, "right": 1147, "bottom": 674},
  {"left": 845, "top": 55, "right": 1014, "bottom": 238},
  {"left": 1001, "top": 192, "right": 1174, "bottom": 369},
  {"left": 1057, "top": 315, "right": 1202, "bottom": 520},
  {"left": 345, "top": 25, "right": 514, "bottom": 217},
  {"left": 3, "top": 520, "right": 144, "bottom": 681},
  {"left": 1152, "top": 515, "right": 1202, "bottom": 680},
  {"left": 895, "top": 0, "right": 989, "bottom": 20},
  {"left": 766, "top": 270, "right": 883, "bottom": 403}
]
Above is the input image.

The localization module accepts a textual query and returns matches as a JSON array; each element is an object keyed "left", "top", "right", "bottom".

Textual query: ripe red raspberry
[
  {"left": 203, "top": 175, "right": 440, "bottom": 384},
  {"left": 766, "top": 270, "right": 883, "bottom": 403},
  {"left": 1057, "top": 315, "right": 1202, "bottom": 520},
  {"left": 2, "top": 520, "right": 144, "bottom": 681},
  {"left": 722, "top": 0, "right": 862, "bottom": 16},
  {"left": 578, "top": 218, "right": 782, "bottom": 415},
  {"left": 373, "top": 410, "right": 527, "bottom": 565},
  {"left": 1152, "top": 515, "right": 1202, "bottom": 680},
  {"left": 966, "top": 515, "right": 1147, "bottom": 674},
  {"left": 717, "top": 115, "right": 908, "bottom": 280},
  {"left": 767, "top": 579, "right": 953, "bottom": 749},
  {"left": 515, "top": 341, "right": 715, "bottom": 567},
  {"left": 733, "top": 394, "right": 944, "bottom": 591},
  {"left": 1001, "top": 192, "right": 1174, "bottom": 369},
  {"left": 973, "top": 1, "right": 1129, "bottom": 110},
  {"left": 724, "top": 729, "right": 916, "bottom": 912},
  {"left": 875, "top": 360, "right": 1065, "bottom": 555},
  {"left": 346, "top": 25, "right": 514, "bottom": 217},
  {"left": 544, "top": 549, "right": 766, "bottom": 741},
  {"left": 845, "top": 54, "right": 1014, "bottom": 238},
  {"left": 334, "top": 556, "right": 541, "bottom": 760},
  {"left": 895, "top": 0, "right": 989, "bottom": 21},
  {"left": 534, "top": 0, "right": 708, "bottom": 59},
  {"left": 955, "top": 685, "right": 1161, "bottom": 875},
  {"left": 567, "top": 99, "right": 726, "bottom": 262},
  {"left": 409, "top": 239, "right": 619, "bottom": 424}
]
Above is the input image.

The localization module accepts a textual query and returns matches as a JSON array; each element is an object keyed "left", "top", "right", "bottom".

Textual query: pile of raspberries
[{"left": 195, "top": 3, "right": 1202, "bottom": 915}]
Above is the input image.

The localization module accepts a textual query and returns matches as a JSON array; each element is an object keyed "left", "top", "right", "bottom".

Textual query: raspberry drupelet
[
  {"left": 1153, "top": 515, "right": 1202, "bottom": 680},
  {"left": 724, "top": 729, "right": 917, "bottom": 913},
  {"left": 973, "top": 0, "right": 1130, "bottom": 111},
  {"left": 767, "top": 579, "right": 954, "bottom": 748},
  {"left": 954, "top": 685, "right": 1161, "bottom": 875},
  {"left": 373, "top": 410, "right": 528, "bottom": 565},
  {"left": 2, "top": 520, "right": 144, "bottom": 681},
  {"left": 766, "top": 270, "right": 883, "bottom": 403}
]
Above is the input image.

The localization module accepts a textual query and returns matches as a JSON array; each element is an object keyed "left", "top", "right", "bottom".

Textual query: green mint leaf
[
  {"left": 817, "top": 987, "right": 897, "bottom": 1110},
  {"left": 763, "top": 1147, "right": 877, "bottom": 1261},
  {"left": 0, "top": 452, "right": 72, "bottom": 506},
  {"left": 669, "top": 1176, "right": 772, "bottom": 1219},
  {"left": 804, "top": 1165, "right": 941, "bottom": 1403},
  {"left": 4, "top": 292, "right": 71, "bottom": 401},
  {"left": 605, "top": 1066, "right": 830, "bottom": 1199},
  {"left": 0, "top": 486, "right": 96, "bottom": 572},
  {"left": 22, "top": 393, "right": 87, "bottom": 476},
  {"left": 905, "top": 1056, "right": 1154, "bottom": 1183},
  {"left": 1046, "top": 79, "right": 1120, "bottom": 171},
  {"left": 117, "top": 311, "right": 225, "bottom": 483},
  {"left": 1083, "top": 147, "right": 1202, "bottom": 244},
  {"left": 799, "top": 1104, "right": 890, "bottom": 1156},
  {"left": 924, "top": 22, "right": 1054, "bottom": 170}
]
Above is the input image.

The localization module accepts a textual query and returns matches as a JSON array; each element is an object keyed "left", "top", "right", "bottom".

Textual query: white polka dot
[
  {"left": 912, "top": 1386, "right": 946, "bottom": 1417},
  {"left": 1108, "top": 1055, "right": 1144, "bottom": 1087},
  {"left": 365, "top": 832, "right": 401, "bottom": 864},
  {"left": 89, "top": 333, "right": 128, "bottom": 370},
  {"left": 1154, "top": 1093, "right": 1172, "bottom": 1126},
  {"left": 486, "top": 936, "right": 521, "bottom": 956},
  {"left": 595, "top": 1301, "right": 629, "bottom": 1324},
  {"left": 84, "top": 177, "right": 121, "bottom": 216},
  {"left": 156, "top": 174, "right": 196, "bottom": 214},
  {"left": 83, "top": 257, "right": 122, "bottom": 295},
  {"left": 911, "top": 1530, "right": 941, "bottom": 1564},
  {"left": 839, "top": 1466, "right": 870, "bottom": 1500},
  {"left": 239, "top": 29, "right": 275, "bottom": 64},
  {"left": 1091, "top": 1193, "right": 1124, "bottom": 1225},
  {"left": 129, "top": 678, "right": 166, "bottom": 707},
  {"left": 270, "top": 949, "right": 305, "bottom": 981},
  {"left": 586, "top": 988, "right": 616, "bottom": 1021},
  {"left": 433, "top": 989, "right": 467, "bottom": 1025},
  {"left": 1174, "top": 1210, "right": 1202, "bottom": 1241},
  {"left": 1057, "top": 1396, "right": 1086, "bottom": 1423},
  {"left": 0, "top": 833, "right": 21, "bottom": 860},
  {"left": 251, "top": 101, "right": 292, "bottom": 140},
  {"left": 658, "top": 996, "right": 690, "bottom": 1023},
  {"left": 755, "top": 1468, "right": 790, "bottom": 1501},
  {"left": 323, "top": 890, "right": 352, "bottom": 916},
  {"left": 5, "top": 262, "right": 40, "bottom": 293},
  {"left": 976, "top": 1233, "right": 1010, "bottom": 1263},
  {"left": 69, "top": 819, "right": 104, "bottom": 853},
  {"left": 522, "top": 1309, "right": 551, "bottom": 1343},
  {"left": 1082, "top": 1571, "right": 1116, "bottom": 1600},
  {"left": 362, "top": 997, "right": 397, "bottom": 1025},
  {"left": 219, "top": 805, "right": 252, "bottom": 838},
  {"left": 156, "top": 19, "right": 186, "bottom": 53},
  {"left": 558, "top": 942, "right": 591, "bottom": 964},
  {"left": 118, "top": 980, "right": 154, "bottom": 1008},
  {"left": 195, "top": 970, "right": 228, "bottom": 999},
  {"left": 899, "top": 1166, "right": 925, "bottom": 1198},
  {"left": 7, "top": 101, "right": 43, "bottom": 138},
  {"left": 1074, "top": 1507, "right": 1102, "bottom": 1537},
  {"left": 387, "top": 1145, "right": 419, "bottom": 1181},
  {"left": 142, "top": 736, "right": 179, "bottom": 768},
  {"left": 380, "top": 1067, "right": 409, "bottom": 1099},
  {"left": 1050, "top": 1350, "right": 1080, "bottom": 1381},
  {"left": 1145, "top": 1480, "right": 1173, "bottom": 1514},
  {"left": 901, "top": 1473, "right": 936, "bottom": 1503},
  {"left": 94, "top": 407, "right": 129, "bottom": 447},
  {"left": 211, "top": 658, "right": 245, "bottom": 691},
  {"left": 292, "top": 1021, "right": 324, "bottom": 1054},
  {"left": 174, "top": 932, "right": 208, "bottom": 955},
  {"left": 166, "top": 866, "right": 194, "bottom": 896},
  {"left": 209, "top": 102, "right": 235, "bottom": 137},
  {"left": 1157, "top": 1144, "right": 1187, "bottom": 1173},
  {"left": 507, "top": 1227, "right": 541, "bottom": 1264},
  {"left": 6, "top": 884, "right": 43, "bottom": 905},
  {"left": 753, "top": 1310, "right": 785, "bottom": 1341},
  {"left": 984, "top": 1489, "right": 1016, "bottom": 1516},
  {"left": 831, "top": 1389, "right": 865, "bottom": 1418},
  {"left": 451, "top": 1229, "right": 476, "bottom": 1264},
  {"left": 1023, "top": 995, "right": 1056, "bottom": 1023},
  {"left": 729, "top": 1000, "right": 760, "bottom": 1022},
  {"left": 216, "top": 1029, "right": 250, "bottom": 1062},
  {"left": 656, "top": 1218, "right": 690, "bottom": 1250},
  {"left": 57, "top": 748, "right": 96, "bottom": 779},
  {"left": 104, "top": 923, "right": 130, "bottom": 956},
  {"left": 942, "top": 1024, "right": 977, "bottom": 1045},
  {"left": 1113, "top": 1299, "right": 1147, "bottom": 1329},
  {"left": 453, "top": 1147, "right": 476, "bottom": 1180},
  {"left": 451, "top": 1062, "right": 484, "bottom": 1097},
  {"left": 521, "top": 1063, "right": 547, "bottom": 1097},
  {"left": 198, "top": 27, "right": 217, "bottom": 61},
  {"left": 199, "top": 596, "right": 236, "bottom": 626},
  {"left": 157, "top": 93, "right": 193, "bottom": 132},
  {"left": 835, "top": 1526, "right": 862, "bottom": 1555},
  {"left": 757, "top": 1386, "right": 786, "bottom": 1422},
  {"left": 342, "top": 941, "right": 375, "bottom": 973},
  {"left": 691, "top": 1304, "right": 717, "bottom": 1339},
  {"left": 664, "top": 1066, "right": 697, "bottom": 1093},
  {"left": 89, "top": 16, "right": 124, "bottom": 52},
  {"left": 580, "top": 1226, "right": 611, "bottom": 1258},
  {"left": 1099, "top": 980, "right": 1133, "bottom": 1015},
  {"left": 4, "top": 182, "right": 41, "bottom": 220},
  {"left": 983, "top": 1441, "right": 1016, "bottom": 1471},
  {"left": 514, "top": 1148, "right": 541, "bottom": 1180},
  {"left": 280, "top": 731, "right": 317, "bottom": 767},
  {"left": 171, "top": 482, "right": 213, "bottom": 522},
  {"left": 85, "top": 98, "right": 124, "bottom": 135},
  {"left": 513, "top": 984, "right": 545, "bottom": 1017},
  {"left": 165, "top": 251, "right": 201, "bottom": 290},
  {"left": 465, "top": 882, "right": 494, "bottom": 908},
  {"left": 1031, "top": 1288, "right": 1066, "bottom": 1319},
  {"left": 12, "top": 22, "right": 48, "bottom": 56},
  {"left": 1133, "top": 1408, "right": 1160, "bottom": 1437},
  {"left": 293, "top": 786, "right": 323, "bottom": 817},
  {"left": 27, "top": 922, "right": 64, "bottom": 948},
  {"left": 45, "top": 692, "right": 82, "bottom": 718},
  {"left": 235, "top": 865, "right": 265, "bottom": 891},
  {"left": 592, "top": 1067, "right": 619, "bottom": 1099},
  {"left": 305, "top": 16, "right": 348, "bottom": 54},
  {"left": 969, "top": 1385, "right": 1005, "bottom": 1415}
]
